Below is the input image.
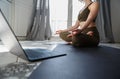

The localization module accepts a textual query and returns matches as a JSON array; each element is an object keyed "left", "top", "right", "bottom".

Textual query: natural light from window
[
  {"left": 50, "top": 0, "right": 68, "bottom": 35},
  {"left": 72, "top": 0, "right": 84, "bottom": 24},
  {"left": 50, "top": 0, "right": 84, "bottom": 35}
]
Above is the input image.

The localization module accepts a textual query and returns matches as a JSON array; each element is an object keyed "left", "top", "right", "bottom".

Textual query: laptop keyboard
[
  {"left": 24, "top": 48, "right": 66, "bottom": 61},
  {"left": 0, "top": 62, "right": 39, "bottom": 79},
  {"left": 25, "top": 49, "right": 52, "bottom": 58}
]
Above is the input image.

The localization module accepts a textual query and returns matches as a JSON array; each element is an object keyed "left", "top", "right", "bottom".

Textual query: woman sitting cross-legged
[{"left": 56, "top": 0, "right": 100, "bottom": 47}]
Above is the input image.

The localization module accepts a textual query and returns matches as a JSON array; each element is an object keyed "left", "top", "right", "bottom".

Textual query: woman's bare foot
[
  {"left": 67, "top": 42, "right": 72, "bottom": 45},
  {"left": 87, "top": 31, "right": 93, "bottom": 36}
]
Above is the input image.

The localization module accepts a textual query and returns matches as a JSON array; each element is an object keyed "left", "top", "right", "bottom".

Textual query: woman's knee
[{"left": 59, "top": 32, "right": 72, "bottom": 42}]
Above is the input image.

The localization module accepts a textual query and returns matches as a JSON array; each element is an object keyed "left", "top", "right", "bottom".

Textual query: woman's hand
[
  {"left": 67, "top": 29, "right": 82, "bottom": 37},
  {"left": 72, "top": 29, "right": 82, "bottom": 35},
  {"left": 67, "top": 33, "right": 73, "bottom": 37}
]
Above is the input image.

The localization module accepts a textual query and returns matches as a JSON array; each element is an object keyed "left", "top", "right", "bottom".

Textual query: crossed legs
[{"left": 59, "top": 31, "right": 99, "bottom": 47}]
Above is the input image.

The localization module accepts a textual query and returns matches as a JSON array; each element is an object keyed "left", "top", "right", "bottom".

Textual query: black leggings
[{"left": 59, "top": 27, "right": 100, "bottom": 47}]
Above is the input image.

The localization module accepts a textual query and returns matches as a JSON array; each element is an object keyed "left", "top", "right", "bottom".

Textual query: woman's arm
[
  {"left": 56, "top": 20, "right": 80, "bottom": 34},
  {"left": 80, "top": 2, "right": 99, "bottom": 31},
  {"left": 64, "top": 20, "right": 80, "bottom": 32}
]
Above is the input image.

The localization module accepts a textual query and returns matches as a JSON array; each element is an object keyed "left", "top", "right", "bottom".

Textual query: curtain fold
[
  {"left": 27, "top": 0, "right": 52, "bottom": 41},
  {"left": 96, "top": 0, "right": 114, "bottom": 43},
  {"left": 67, "top": 0, "right": 73, "bottom": 28}
]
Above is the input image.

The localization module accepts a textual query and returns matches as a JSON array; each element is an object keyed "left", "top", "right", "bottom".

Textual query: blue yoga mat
[{"left": 29, "top": 44, "right": 120, "bottom": 79}]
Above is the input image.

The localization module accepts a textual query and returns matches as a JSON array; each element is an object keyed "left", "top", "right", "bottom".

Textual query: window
[
  {"left": 72, "top": 0, "right": 84, "bottom": 24},
  {"left": 50, "top": 0, "right": 68, "bottom": 35},
  {"left": 50, "top": 0, "right": 84, "bottom": 35}
]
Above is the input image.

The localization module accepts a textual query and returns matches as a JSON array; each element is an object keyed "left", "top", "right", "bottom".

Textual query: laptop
[{"left": 0, "top": 9, "right": 66, "bottom": 62}]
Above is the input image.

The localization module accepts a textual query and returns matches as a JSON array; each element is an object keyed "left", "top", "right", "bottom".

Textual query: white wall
[
  {"left": 111, "top": 0, "right": 120, "bottom": 42},
  {"left": 13, "top": 0, "right": 34, "bottom": 36}
]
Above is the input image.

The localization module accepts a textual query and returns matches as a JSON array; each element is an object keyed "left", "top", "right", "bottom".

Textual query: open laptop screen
[{"left": 0, "top": 9, "right": 27, "bottom": 60}]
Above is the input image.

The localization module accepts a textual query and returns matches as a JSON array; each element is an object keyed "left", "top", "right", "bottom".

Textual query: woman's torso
[{"left": 78, "top": 2, "right": 96, "bottom": 28}]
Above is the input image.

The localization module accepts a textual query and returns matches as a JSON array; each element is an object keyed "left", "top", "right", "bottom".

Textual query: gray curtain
[
  {"left": 96, "top": 0, "right": 114, "bottom": 43},
  {"left": 27, "top": 0, "right": 52, "bottom": 41},
  {"left": 67, "top": 0, "right": 73, "bottom": 28}
]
